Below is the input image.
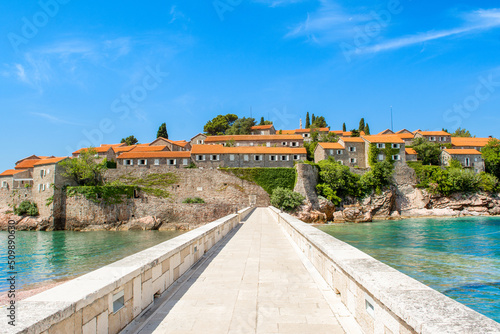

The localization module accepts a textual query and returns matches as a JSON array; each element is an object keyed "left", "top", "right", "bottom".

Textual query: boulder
[
  {"left": 117, "top": 216, "right": 161, "bottom": 231},
  {"left": 342, "top": 207, "right": 372, "bottom": 223},
  {"left": 318, "top": 197, "right": 335, "bottom": 221}
]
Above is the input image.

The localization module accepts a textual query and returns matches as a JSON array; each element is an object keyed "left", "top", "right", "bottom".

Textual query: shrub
[
  {"left": 182, "top": 197, "right": 205, "bottom": 204},
  {"left": 14, "top": 201, "right": 39, "bottom": 216},
  {"left": 185, "top": 162, "right": 197, "bottom": 169},
  {"left": 479, "top": 172, "right": 499, "bottom": 193},
  {"left": 270, "top": 187, "right": 305, "bottom": 211},
  {"left": 222, "top": 168, "right": 296, "bottom": 195}
]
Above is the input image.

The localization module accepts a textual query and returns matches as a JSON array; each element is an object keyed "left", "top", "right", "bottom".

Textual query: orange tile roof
[
  {"left": 251, "top": 124, "right": 274, "bottom": 130},
  {"left": 318, "top": 142, "right": 344, "bottom": 150},
  {"left": 117, "top": 151, "right": 191, "bottom": 159},
  {"left": 416, "top": 131, "right": 450, "bottom": 136},
  {"left": 73, "top": 146, "right": 113, "bottom": 155},
  {"left": 130, "top": 145, "right": 169, "bottom": 152},
  {"left": 444, "top": 149, "right": 482, "bottom": 155},
  {"left": 396, "top": 129, "right": 413, "bottom": 134},
  {"left": 451, "top": 137, "right": 493, "bottom": 147},
  {"left": 34, "top": 157, "right": 67, "bottom": 166},
  {"left": 396, "top": 133, "right": 415, "bottom": 139},
  {"left": 340, "top": 131, "right": 366, "bottom": 137},
  {"left": 279, "top": 130, "right": 295, "bottom": 135},
  {"left": 172, "top": 140, "right": 189, "bottom": 147},
  {"left": 151, "top": 137, "right": 187, "bottom": 147},
  {"left": 205, "top": 135, "right": 303, "bottom": 142},
  {"left": 330, "top": 130, "right": 343, "bottom": 134},
  {"left": 113, "top": 146, "right": 136, "bottom": 153},
  {"left": 294, "top": 127, "right": 330, "bottom": 133},
  {"left": 362, "top": 135, "right": 405, "bottom": 144},
  {"left": 378, "top": 129, "right": 394, "bottom": 135},
  {"left": 405, "top": 148, "right": 417, "bottom": 155},
  {"left": 0, "top": 169, "right": 25, "bottom": 177},
  {"left": 15, "top": 159, "right": 41, "bottom": 169},
  {"left": 100, "top": 143, "right": 126, "bottom": 147},
  {"left": 191, "top": 145, "right": 306, "bottom": 155},
  {"left": 339, "top": 137, "right": 365, "bottom": 143}
]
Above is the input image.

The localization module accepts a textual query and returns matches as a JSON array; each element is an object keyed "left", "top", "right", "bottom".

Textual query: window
[
  {"left": 304, "top": 133, "right": 310, "bottom": 138},
  {"left": 1, "top": 181, "right": 7, "bottom": 188},
  {"left": 348, "top": 147, "right": 356, "bottom": 152},
  {"left": 280, "top": 155, "right": 289, "bottom": 161},
  {"left": 154, "top": 159, "right": 160, "bottom": 166},
  {"left": 392, "top": 155, "right": 401, "bottom": 161},
  {"left": 38, "top": 184, "right": 46, "bottom": 192},
  {"left": 291, "top": 142, "right": 298, "bottom": 147},
  {"left": 94, "top": 154, "right": 99, "bottom": 158},
  {"left": 254, "top": 155, "right": 262, "bottom": 161},
  {"left": 210, "top": 155, "right": 219, "bottom": 161},
  {"left": 329, "top": 150, "right": 334, "bottom": 155},
  {"left": 40, "top": 169, "right": 46, "bottom": 177},
  {"left": 350, "top": 158, "right": 357, "bottom": 163},
  {"left": 236, "top": 143, "right": 240, "bottom": 147},
  {"left": 196, "top": 155, "right": 205, "bottom": 161},
  {"left": 124, "top": 159, "right": 133, "bottom": 166},
  {"left": 269, "top": 155, "right": 277, "bottom": 161},
  {"left": 440, "top": 137, "right": 446, "bottom": 142},
  {"left": 196, "top": 139, "right": 204, "bottom": 144},
  {"left": 378, "top": 154, "right": 384, "bottom": 161},
  {"left": 293, "top": 155, "right": 300, "bottom": 160},
  {"left": 282, "top": 142, "right": 287, "bottom": 146},
  {"left": 474, "top": 158, "right": 478, "bottom": 162},
  {"left": 183, "top": 159, "right": 189, "bottom": 165},
  {"left": 429, "top": 136, "right": 436, "bottom": 141},
  {"left": 138, "top": 159, "right": 147, "bottom": 166},
  {"left": 261, "top": 131, "right": 265, "bottom": 135},
  {"left": 392, "top": 144, "right": 400, "bottom": 149},
  {"left": 266, "top": 142, "right": 271, "bottom": 147},
  {"left": 465, "top": 158, "right": 470, "bottom": 167},
  {"left": 229, "top": 154, "right": 235, "bottom": 161},
  {"left": 337, "top": 150, "right": 343, "bottom": 155},
  {"left": 338, "top": 160, "right": 344, "bottom": 165},
  {"left": 243, "top": 155, "right": 249, "bottom": 161},
  {"left": 377, "top": 143, "right": 385, "bottom": 149},
  {"left": 167, "top": 159, "right": 176, "bottom": 166},
  {"left": 47, "top": 169, "right": 50, "bottom": 175}
]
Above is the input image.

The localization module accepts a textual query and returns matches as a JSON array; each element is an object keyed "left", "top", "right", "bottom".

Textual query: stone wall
[
  {"left": 271, "top": 207, "right": 500, "bottom": 334},
  {"left": 3, "top": 208, "right": 253, "bottom": 334}
]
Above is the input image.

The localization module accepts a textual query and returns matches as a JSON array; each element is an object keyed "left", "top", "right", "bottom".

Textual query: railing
[
  {"left": 4, "top": 207, "right": 253, "bottom": 334},
  {"left": 269, "top": 206, "right": 500, "bottom": 334}
]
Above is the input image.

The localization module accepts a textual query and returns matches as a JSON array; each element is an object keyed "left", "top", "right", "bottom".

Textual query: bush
[
  {"left": 183, "top": 197, "right": 205, "bottom": 204},
  {"left": 14, "top": 201, "right": 39, "bottom": 216},
  {"left": 270, "top": 187, "right": 305, "bottom": 211},
  {"left": 479, "top": 172, "right": 499, "bottom": 193},
  {"left": 222, "top": 168, "right": 296, "bottom": 195},
  {"left": 185, "top": 162, "right": 197, "bottom": 169}
]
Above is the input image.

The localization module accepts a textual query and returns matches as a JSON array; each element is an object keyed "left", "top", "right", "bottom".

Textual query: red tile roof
[
  {"left": 443, "top": 149, "right": 482, "bottom": 155},
  {"left": 113, "top": 146, "right": 136, "bottom": 153},
  {"left": 0, "top": 169, "right": 25, "bottom": 177},
  {"left": 362, "top": 135, "right": 405, "bottom": 144},
  {"left": 172, "top": 140, "right": 189, "bottom": 147},
  {"left": 318, "top": 142, "right": 344, "bottom": 150},
  {"left": 191, "top": 145, "right": 306, "bottom": 155},
  {"left": 396, "top": 129, "right": 413, "bottom": 134},
  {"left": 416, "top": 130, "right": 450, "bottom": 136},
  {"left": 405, "top": 148, "right": 417, "bottom": 155},
  {"left": 117, "top": 151, "right": 191, "bottom": 159},
  {"left": 34, "top": 157, "right": 67, "bottom": 166},
  {"left": 396, "top": 133, "right": 415, "bottom": 139},
  {"left": 339, "top": 137, "right": 365, "bottom": 143},
  {"left": 204, "top": 135, "right": 302, "bottom": 142},
  {"left": 251, "top": 124, "right": 274, "bottom": 130},
  {"left": 378, "top": 129, "right": 395, "bottom": 135},
  {"left": 73, "top": 146, "right": 113, "bottom": 155},
  {"left": 15, "top": 159, "right": 41, "bottom": 170},
  {"left": 130, "top": 145, "right": 169, "bottom": 152},
  {"left": 451, "top": 137, "right": 494, "bottom": 147}
]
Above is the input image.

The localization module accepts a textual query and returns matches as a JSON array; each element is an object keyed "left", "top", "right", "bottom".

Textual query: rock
[
  {"left": 489, "top": 205, "right": 500, "bottom": 215},
  {"left": 333, "top": 211, "right": 345, "bottom": 223},
  {"left": 117, "top": 216, "right": 161, "bottom": 231},
  {"left": 0, "top": 213, "right": 53, "bottom": 231},
  {"left": 294, "top": 164, "right": 320, "bottom": 210},
  {"left": 342, "top": 206, "right": 372, "bottom": 223},
  {"left": 389, "top": 211, "right": 401, "bottom": 220},
  {"left": 318, "top": 197, "right": 335, "bottom": 221}
]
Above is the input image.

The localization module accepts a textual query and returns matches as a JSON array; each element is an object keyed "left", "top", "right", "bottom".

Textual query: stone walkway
[{"left": 135, "top": 208, "right": 358, "bottom": 334}]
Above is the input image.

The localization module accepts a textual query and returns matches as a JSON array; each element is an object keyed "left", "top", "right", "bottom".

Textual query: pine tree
[
  {"left": 157, "top": 123, "right": 168, "bottom": 139},
  {"left": 311, "top": 114, "right": 316, "bottom": 125},
  {"left": 342, "top": 123, "right": 346, "bottom": 132},
  {"left": 359, "top": 118, "right": 365, "bottom": 132},
  {"left": 364, "top": 123, "right": 370, "bottom": 135},
  {"left": 305, "top": 112, "right": 310, "bottom": 128},
  {"left": 259, "top": 117, "right": 265, "bottom": 125}
]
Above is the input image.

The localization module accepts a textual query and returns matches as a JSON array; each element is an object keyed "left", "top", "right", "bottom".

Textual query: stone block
[
  {"left": 82, "top": 296, "right": 107, "bottom": 324},
  {"left": 48, "top": 314, "right": 76, "bottom": 334},
  {"left": 132, "top": 276, "right": 142, "bottom": 317},
  {"left": 96, "top": 311, "right": 108, "bottom": 334},
  {"left": 141, "top": 279, "right": 153, "bottom": 310},
  {"left": 161, "top": 258, "right": 170, "bottom": 274},
  {"left": 142, "top": 268, "right": 152, "bottom": 282},
  {"left": 82, "top": 317, "right": 96, "bottom": 334},
  {"left": 152, "top": 263, "right": 162, "bottom": 281}
]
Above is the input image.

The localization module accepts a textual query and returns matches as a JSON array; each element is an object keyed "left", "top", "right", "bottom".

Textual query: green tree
[
  {"left": 482, "top": 138, "right": 500, "bottom": 178},
  {"left": 319, "top": 132, "right": 339, "bottom": 142},
  {"left": 451, "top": 128, "right": 473, "bottom": 137},
  {"left": 270, "top": 187, "right": 305, "bottom": 211},
  {"left": 259, "top": 117, "right": 265, "bottom": 125},
  {"left": 157, "top": 123, "right": 168, "bottom": 139},
  {"left": 226, "top": 117, "right": 256, "bottom": 135},
  {"left": 342, "top": 123, "right": 346, "bottom": 132},
  {"left": 350, "top": 129, "right": 360, "bottom": 137},
  {"left": 411, "top": 137, "right": 442, "bottom": 165},
  {"left": 203, "top": 114, "right": 238, "bottom": 135},
  {"left": 305, "top": 112, "right": 310, "bottom": 128},
  {"left": 364, "top": 123, "right": 370, "bottom": 135},
  {"left": 59, "top": 148, "right": 107, "bottom": 186},
  {"left": 311, "top": 116, "right": 327, "bottom": 128},
  {"left": 359, "top": 118, "right": 365, "bottom": 132},
  {"left": 311, "top": 113, "right": 316, "bottom": 125},
  {"left": 316, "top": 159, "right": 362, "bottom": 203},
  {"left": 121, "top": 135, "right": 138, "bottom": 146}
]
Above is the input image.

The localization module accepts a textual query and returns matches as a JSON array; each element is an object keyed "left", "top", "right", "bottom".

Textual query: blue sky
[{"left": 1, "top": 0, "right": 500, "bottom": 171}]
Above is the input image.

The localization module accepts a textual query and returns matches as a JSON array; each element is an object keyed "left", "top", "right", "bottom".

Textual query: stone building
[
  {"left": 405, "top": 148, "right": 418, "bottom": 162},
  {"left": 72, "top": 146, "right": 116, "bottom": 161},
  {"left": 150, "top": 137, "right": 190, "bottom": 151},
  {"left": 280, "top": 128, "right": 330, "bottom": 142},
  {"left": 362, "top": 135, "right": 406, "bottom": 166},
  {"left": 116, "top": 151, "right": 192, "bottom": 168},
  {"left": 313, "top": 137, "right": 366, "bottom": 167},
  {"left": 0, "top": 169, "right": 31, "bottom": 190},
  {"left": 204, "top": 134, "right": 303, "bottom": 148},
  {"left": 313, "top": 142, "right": 344, "bottom": 164},
  {"left": 451, "top": 137, "right": 494, "bottom": 151},
  {"left": 441, "top": 149, "right": 485, "bottom": 173},
  {"left": 250, "top": 124, "right": 276, "bottom": 135},
  {"left": 395, "top": 129, "right": 416, "bottom": 146},
  {"left": 191, "top": 145, "right": 306, "bottom": 168},
  {"left": 190, "top": 133, "right": 207, "bottom": 146},
  {"left": 414, "top": 130, "right": 451, "bottom": 145}
]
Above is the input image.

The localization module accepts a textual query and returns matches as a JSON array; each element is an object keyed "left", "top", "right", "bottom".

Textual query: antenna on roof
[
  {"left": 250, "top": 106, "right": 252, "bottom": 118},
  {"left": 390, "top": 106, "right": 393, "bottom": 132}
]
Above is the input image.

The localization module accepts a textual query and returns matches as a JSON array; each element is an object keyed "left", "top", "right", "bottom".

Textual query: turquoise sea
[
  {"left": 0, "top": 230, "right": 184, "bottom": 293},
  {"left": 318, "top": 217, "right": 500, "bottom": 323}
]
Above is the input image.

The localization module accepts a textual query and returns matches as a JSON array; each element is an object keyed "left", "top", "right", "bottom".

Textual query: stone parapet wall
[
  {"left": 4, "top": 208, "right": 253, "bottom": 334},
  {"left": 269, "top": 206, "right": 500, "bottom": 333}
]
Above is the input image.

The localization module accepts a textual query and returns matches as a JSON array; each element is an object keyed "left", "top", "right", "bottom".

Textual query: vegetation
[
  {"left": 116, "top": 173, "right": 178, "bottom": 198},
  {"left": 203, "top": 114, "right": 238, "bottom": 135},
  {"left": 270, "top": 187, "right": 304, "bottom": 211},
  {"left": 66, "top": 185, "right": 137, "bottom": 204},
  {"left": 364, "top": 123, "right": 370, "bottom": 135},
  {"left": 311, "top": 115, "right": 327, "bottom": 128},
  {"left": 59, "top": 148, "right": 107, "bottom": 186},
  {"left": 315, "top": 159, "right": 394, "bottom": 205},
  {"left": 185, "top": 162, "right": 197, "bottom": 169},
  {"left": 368, "top": 143, "right": 401, "bottom": 167},
  {"left": 226, "top": 117, "right": 256, "bottom": 135},
  {"left": 448, "top": 127, "right": 472, "bottom": 137},
  {"left": 157, "top": 122, "right": 169, "bottom": 139},
  {"left": 258, "top": 117, "right": 272, "bottom": 125},
  {"left": 182, "top": 197, "right": 205, "bottom": 204},
  {"left": 121, "top": 135, "right": 138, "bottom": 146},
  {"left": 482, "top": 138, "right": 500, "bottom": 179},
  {"left": 350, "top": 129, "right": 360, "bottom": 137},
  {"left": 106, "top": 160, "right": 117, "bottom": 169},
  {"left": 221, "top": 168, "right": 296, "bottom": 195},
  {"left": 14, "top": 200, "right": 39, "bottom": 216},
  {"left": 305, "top": 112, "right": 310, "bottom": 128},
  {"left": 409, "top": 137, "right": 443, "bottom": 165},
  {"left": 342, "top": 123, "right": 346, "bottom": 132},
  {"left": 358, "top": 118, "right": 365, "bottom": 132}
]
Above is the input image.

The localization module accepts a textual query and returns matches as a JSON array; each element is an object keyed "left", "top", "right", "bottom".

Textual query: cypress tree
[
  {"left": 157, "top": 123, "right": 168, "bottom": 139},
  {"left": 305, "top": 112, "right": 310, "bottom": 128},
  {"left": 342, "top": 123, "right": 346, "bottom": 132},
  {"left": 259, "top": 117, "right": 265, "bottom": 125},
  {"left": 359, "top": 118, "right": 365, "bottom": 132},
  {"left": 364, "top": 123, "right": 370, "bottom": 135}
]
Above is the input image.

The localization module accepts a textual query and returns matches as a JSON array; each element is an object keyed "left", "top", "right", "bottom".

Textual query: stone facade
[
  {"left": 414, "top": 131, "right": 451, "bottom": 144},
  {"left": 441, "top": 149, "right": 485, "bottom": 173},
  {"left": 313, "top": 139, "right": 366, "bottom": 167},
  {"left": 250, "top": 124, "right": 276, "bottom": 135},
  {"left": 204, "top": 134, "right": 303, "bottom": 147},
  {"left": 190, "top": 133, "right": 207, "bottom": 146},
  {"left": 116, "top": 152, "right": 193, "bottom": 169}
]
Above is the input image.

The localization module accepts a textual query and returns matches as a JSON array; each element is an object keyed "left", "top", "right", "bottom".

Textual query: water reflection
[{"left": 318, "top": 217, "right": 500, "bottom": 322}]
